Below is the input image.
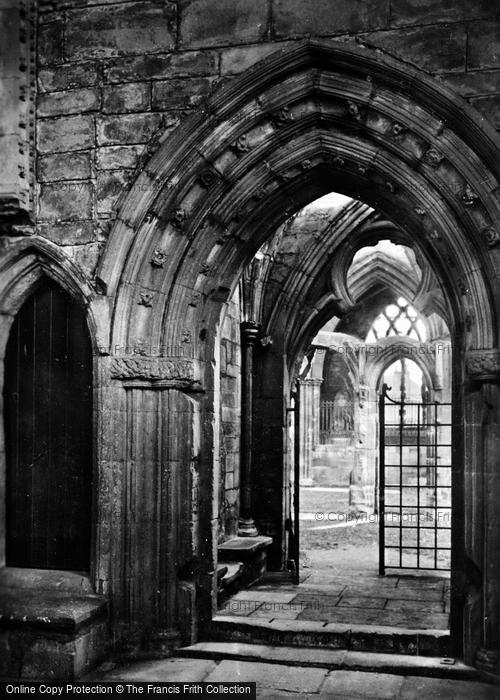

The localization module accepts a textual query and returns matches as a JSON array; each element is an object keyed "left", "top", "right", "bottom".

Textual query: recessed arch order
[
  {"left": 98, "top": 39, "right": 500, "bottom": 366},
  {"left": 94, "top": 38, "right": 500, "bottom": 663}
]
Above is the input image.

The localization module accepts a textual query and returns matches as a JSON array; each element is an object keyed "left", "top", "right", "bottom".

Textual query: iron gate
[{"left": 379, "top": 384, "right": 452, "bottom": 574}]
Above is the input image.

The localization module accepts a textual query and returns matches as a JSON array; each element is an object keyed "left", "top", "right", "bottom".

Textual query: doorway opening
[
  {"left": 4, "top": 278, "right": 93, "bottom": 572},
  {"left": 216, "top": 192, "right": 453, "bottom": 635}
]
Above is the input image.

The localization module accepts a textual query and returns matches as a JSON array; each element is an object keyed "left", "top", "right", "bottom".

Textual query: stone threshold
[
  {"left": 209, "top": 615, "right": 451, "bottom": 657},
  {"left": 178, "top": 641, "right": 479, "bottom": 681}
]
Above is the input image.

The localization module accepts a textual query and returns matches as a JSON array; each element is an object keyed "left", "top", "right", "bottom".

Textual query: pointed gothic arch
[{"left": 94, "top": 39, "right": 500, "bottom": 662}]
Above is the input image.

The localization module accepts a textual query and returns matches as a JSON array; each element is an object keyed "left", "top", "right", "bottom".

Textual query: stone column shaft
[{"left": 238, "top": 322, "right": 260, "bottom": 536}]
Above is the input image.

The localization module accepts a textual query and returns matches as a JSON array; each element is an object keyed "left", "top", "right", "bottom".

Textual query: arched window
[
  {"left": 4, "top": 279, "right": 93, "bottom": 571},
  {"left": 366, "top": 297, "right": 427, "bottom": 342}
]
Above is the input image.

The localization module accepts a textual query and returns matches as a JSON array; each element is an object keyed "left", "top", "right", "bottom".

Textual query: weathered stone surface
[
  {"left": 96, "top": 145, "right": 144, "bottom": 171},
  {"left": 471, "top": 95, "right": 500, "bottom": 130},
  {"left": 96, "top": 113, "right": 163, "bottom": 145},
  {"left": 102, "top": 82, "right": 150, "bottom": 113},
  {"left": 38, "top": 181, "right": 93, "bottom": 221},
  {"left": 67, "top": 242, "right": 103, "bottom": 277},
  {"left": 399, "top": 675, "right": 497, "bottom": 700},
  {"left": 274, "top": 0, "right": 389, "bottom": 37},
  {"left": 38, "top": 151, "right": 91, "bottom": 182},
  {"left": 38, "top": 221, "right": 97, "bottom": 246},
  {"left": 322, "top": 670, "right": 404, "bottom": 699},
  {"left": 104, "top": 50, "right": 219, "bottom": 83},
  {"left": 96, "top": 170, "right": 130, "bottom": 214},
  {"left": 92, "top": 658, "right": 217, "bottom": 682},
  {"left": 179, "top": 0, "right": 269, "bottom": 49},
  {"left": 65, "top": 2, "right": 177, "bottom": 60},
  {"left": 204, "top": 659, "right": 327, "bottom": 693},
  {"left": 37, "top": 115, "right": 95, "bottom": 153},
  {"left": 363, "top": 24, "right": 467, "bottom": 72},
  {"left": 151, "top": 77, "right": 214, "bottom": 110},
  {"left": 21, "top": 639, "right": 75, "bottom": 680},
  {"left": 38, "top": 21, "right": 64, "bottom": 66},
  {"left": 441, "top": 70, "right": 500, "bottom": 98},
  {"left": 220, "top": 42, "right": 293, "bottom": 75},
  {"left": 390, "top": 0, "right": 496, "bottom": 28},
  {"left": 38, "top": 62, "right": 100, "bottom": 93},
  {"left": 37, "top": 88, "right": 100, "bottom": 117},
  {"left": 468, "top": 20, "right": 500, "bottom": 69}
]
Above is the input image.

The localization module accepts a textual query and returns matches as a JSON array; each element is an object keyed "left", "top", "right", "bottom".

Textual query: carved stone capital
[
  {"left": 110, "top": 356, "right": 195, "bottom": 381},
  {"left": 466, "top": 349, "right": 500, "bottom": 382}
]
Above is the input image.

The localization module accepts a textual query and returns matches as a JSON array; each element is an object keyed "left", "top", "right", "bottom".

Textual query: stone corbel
[{"left": 465, "top": 349, "right": 500, "bottom": 383}]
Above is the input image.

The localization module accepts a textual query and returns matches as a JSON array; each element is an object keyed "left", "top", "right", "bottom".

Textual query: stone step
[
  {"left": 177, "top": 641, "right": 478, "bottom": 681},
  {"left": 209, "top": 615, "right": 451, "bottom": 657}
]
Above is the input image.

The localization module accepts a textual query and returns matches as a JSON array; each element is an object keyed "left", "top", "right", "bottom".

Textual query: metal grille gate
[{"left": 379, "top": 384, "right": 452, "bottom": 574}]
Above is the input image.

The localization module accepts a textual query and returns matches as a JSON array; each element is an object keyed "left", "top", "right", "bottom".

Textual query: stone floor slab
[
  {"left": 92, "top": 658, "right": 217, "bottom": 682},
  {"left": 321, "top": 670, "right": 405, "bottom": 698},
  {"left": 385, "top": 599, "right": 444, "bottom": 614},
  {"left": 399, "top": 675, "right": 499, "bottom": 699},
  {"left": 204, "top": 659, "right": 328, "bottom": 693},
  {"left": 337, "top": 596, "right": 388, "bottom": 609}
]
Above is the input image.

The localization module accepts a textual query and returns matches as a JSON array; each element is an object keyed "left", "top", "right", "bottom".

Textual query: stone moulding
[
  {"left": 466, "top": 349, "right": 500, "bottom": 382},
  {"left": 110, "top": 357, "right": 195, "bottom": 381},
  {"left": 0, "top": 1, "right": 35, "bottom": 234}
]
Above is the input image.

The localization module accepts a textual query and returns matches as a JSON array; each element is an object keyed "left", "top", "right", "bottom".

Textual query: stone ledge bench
[
  {"left": 218, "top": 536, "right": 273, "bottom": 591},
  {"left": 0, "top": 567, "right": 108, "bottom": 680}
]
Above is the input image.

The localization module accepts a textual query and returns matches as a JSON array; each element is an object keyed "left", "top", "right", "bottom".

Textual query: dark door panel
[{"left": 4, "top": 279, "right": 93, "bottom": 571}]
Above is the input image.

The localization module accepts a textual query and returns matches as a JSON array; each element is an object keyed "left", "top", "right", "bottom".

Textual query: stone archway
[{"left": 97, "top": 40, "right": 500, "bottom": 663}]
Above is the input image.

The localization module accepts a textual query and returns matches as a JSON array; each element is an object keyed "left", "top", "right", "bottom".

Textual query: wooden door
[{"left": 4, "top": 279, "right": 93, "bottom": 571}]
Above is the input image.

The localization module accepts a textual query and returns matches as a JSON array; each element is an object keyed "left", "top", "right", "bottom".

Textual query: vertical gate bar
[
  {"left": 399, "top": 393, "right": 404, "bottom": 569},
  {"left": 293, "top": 387, "right": 300, "bottom": 584},
  {"left": 379, "top": 389, "right": 385, "bottom": 576},
  {"left": 417, "top": 402, "right": 420, "bottom": 569},
  {"left": 434, "top": 401, "right": 438, "bottom": 570}
]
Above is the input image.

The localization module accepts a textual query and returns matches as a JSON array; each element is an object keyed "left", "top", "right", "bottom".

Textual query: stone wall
[
  {"left": 33, "top": 0, "right": 500, "bottom": 278},
  {"left": 218, "top": 288, "right": 241, "bottom": 540}
]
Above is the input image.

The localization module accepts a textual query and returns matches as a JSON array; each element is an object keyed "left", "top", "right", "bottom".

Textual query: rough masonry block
[
  {"left": 38, "top": 181, "right": 93, "bottom": 221},
  {"left": 441, "top": 70, "right": 500, "bottom": 98},
  {"left": 220, "top": 43, "right": 293, "bottom": 75},
  {"left": 389, "top": 0, "right": 496, "bottom": 28},
  {"left": 37, "top": 88, "right": 100, "bottom": 117},
  {"left": 151, "top": 77, "right": 214, "bottom": 109},
  {"left": 37, "top": 151, "right": 91, "bottom": 182},
  {"left": 96, "top": 145, "right": 144, "bottom": 170},
  {"left": 274, "top": 0, "right": 389, "bottom": 37},
  {"left": 363, "top": 24, "right": 467, "bottom": 72},
  {"left": 179, "top": 0, "right": 269, "bottom": 49},
  {"left": 470, "top": 95, "right": 500, "bottom": 129},
  {"left": 38, "top": 62, "right": 100, "bottom": 93},
  {"left": 37, "top": 115, "right": 95, "bottom": 153},
  {"left": 103, "top": 50, "right": 219, "bottom": 83},
  {"left": 65, "top": 2, "right": 177, "bottom": 60},
  {"left": 96, "top": 112, "right": 163, "bottom": 145},
  {"left": 38, "top": 221, "right": 97, "bottom": 246},
  {"left": 96, "top": 170, "right": 130, "bottom": 214},
  {"left": 38, "top": 21, "right": 64, "bottom": 66},
  {"left": 468, "top": 20, "right": 500, "bottom": 70},
  {"left": 102, "top": 82, "right": 151, "bottom": 113}
]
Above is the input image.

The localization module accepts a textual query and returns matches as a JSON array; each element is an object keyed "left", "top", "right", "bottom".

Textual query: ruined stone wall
[
  {"left": 34, "top": 0, "right": 500, "bottom": 278},
  {"left": 218, "top": 289, "right": 241, "bottom": 540}
]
